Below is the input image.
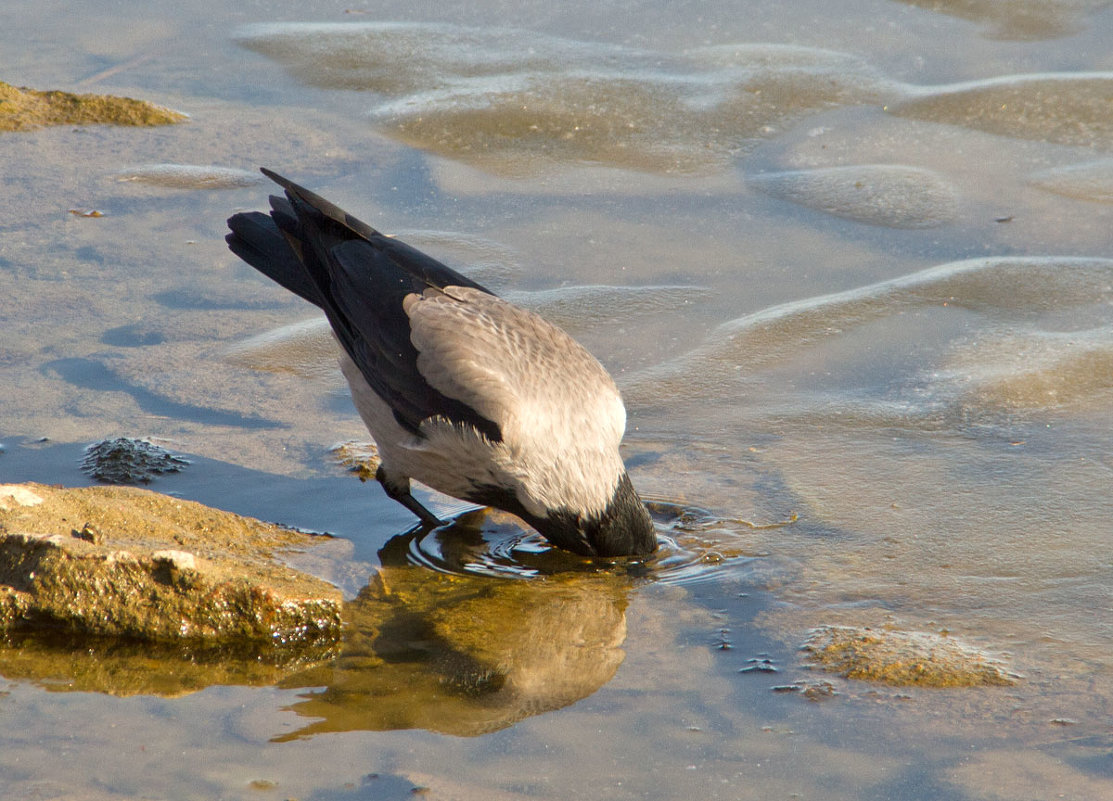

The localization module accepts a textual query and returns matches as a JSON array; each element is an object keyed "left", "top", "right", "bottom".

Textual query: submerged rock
[
  {"left": 114, "top": 163, "right": 263, "bottom": 189},
  {"left": 506, "top": 284, "right": 714, "bottom": 332},
  {"left": 81, "top": 437, "right": 189, "bottom": 484},
  {"left": 329, "top": 440, "right": 381, "bottom": 481},
  {"left": 748, "top": 164, "right": 959, "bottom": 228},
  {"left": 224, "top": 283, "right": 710, "bottom": 381},
  {"left": 222, "top": 317, "right": 342, "bottom": 381},
  {"left": 236, "top": 21, "right": 640, "bottom": 95},
  {"left": 626, "top": 256, "right": 1113, "bottom": 405},
  {"left": 802, "top": 625, "right": 1017, "bottom": 687},
  {"left": 941, "top": 327, "right": 1113, "bottom": 410},
  {"left": 0, "top": 80, "right": 185, "bottom": 132},
  {"left": 0, "top": 483, "right": 342, "bottom": 645}
]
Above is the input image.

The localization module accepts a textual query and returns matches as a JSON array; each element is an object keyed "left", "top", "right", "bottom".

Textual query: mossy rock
[
  {"left": 0, "top": 80, "right": 186, "bottom": 131},
  {"left": 81, "top": 437, "right": 189, "bottom": 484},
  {"left": 802, "top": 625, "right": 1018, "bottom": 687},
  {"left": 0, "top": 483, "right": 341, "bottom": 645}
]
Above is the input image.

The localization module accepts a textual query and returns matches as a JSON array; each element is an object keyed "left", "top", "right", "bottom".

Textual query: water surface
[{"left": 2, "top": 0, "right": 1113, "bottom": 798}]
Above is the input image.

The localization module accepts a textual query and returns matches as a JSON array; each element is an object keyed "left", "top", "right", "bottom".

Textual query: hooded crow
[{"left": 226, "top": 169, "right": 657, "bottom": 557}]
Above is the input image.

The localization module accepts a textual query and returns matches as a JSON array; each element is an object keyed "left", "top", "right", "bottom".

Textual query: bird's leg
[{"left": 375, "top": 465, "right": 444, "bottom": 527}]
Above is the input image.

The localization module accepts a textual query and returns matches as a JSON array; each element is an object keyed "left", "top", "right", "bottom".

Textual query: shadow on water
[{"left": 41, "top": 357, "right": 286, "bottom": 430}]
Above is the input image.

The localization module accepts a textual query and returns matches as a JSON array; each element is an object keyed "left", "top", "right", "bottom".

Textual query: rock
[
  {"left": 114, "top": 163, "right": 264, "bottom": 189},
  {"left": 0, "top": 485, "right": 44, "bottom": 510},
  {"left": 802, "top": 625, "right": 1017, "bottom": 687},
  {"left": 329, "top": 440, "right": 381, "bottom": 482},
  {"left": 0, "top": 80, "right": 185, "bottom": 132},
  {"left": 747, "top": 164, "right": 959, "bottom": 228},
  {"left": 0, "top": 483, "right": 342, "bottom": 645},
  {"left": 81, "top": 437, "right": 189, "bottom": 484}
]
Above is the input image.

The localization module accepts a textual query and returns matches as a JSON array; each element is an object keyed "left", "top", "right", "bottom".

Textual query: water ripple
[{"left": 385, "top": 501, "right": 769, "bottom": 586}]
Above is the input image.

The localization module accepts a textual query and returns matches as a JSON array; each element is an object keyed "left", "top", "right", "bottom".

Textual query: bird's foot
[{"left": 376, "top": 466, "right": 444, "bottom": 527}]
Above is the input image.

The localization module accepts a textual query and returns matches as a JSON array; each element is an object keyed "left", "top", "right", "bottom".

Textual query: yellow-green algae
[
  {"left": 0, "top": 483, "right": 341, "bottom": 645},
  {"left": 0, "top": 80, "right": 185, "bottom": 131},
  {"left": 802, "top": 624, "right": 1017, "bottom": 687},
  {"left": 329, "top": 440, "right": 381, "bottom": 482}
]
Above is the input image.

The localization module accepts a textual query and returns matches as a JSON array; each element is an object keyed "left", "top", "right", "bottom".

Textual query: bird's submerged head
[{"left": 530, "top": 472, "right": 658, "bottom": 558}]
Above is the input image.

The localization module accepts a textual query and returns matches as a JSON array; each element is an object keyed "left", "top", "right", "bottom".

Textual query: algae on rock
[
  {"left": 802, "top": 625, "right": 1017, "bottom": 687},
  {"left": 81, "top": 437, "right": 190, "bottom": 485},
  {"left": 0, "top": 483, "right": 341, "bottom": 645},
  {"left": 0, "top": 80, "right": 185, "bottom": 131}
]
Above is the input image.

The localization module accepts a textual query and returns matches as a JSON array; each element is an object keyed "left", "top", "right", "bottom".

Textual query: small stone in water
[
  {"left": 71, "top": 522, "right": 101, "bottom": 544},
  {"left": 115, "top": 163, "right": 264, "bottom": 190},
  {"left": 739, "top": 656, "right": 778, "bottom": 673},
  {"left": 329, "top": 440, "right": 381, "bottom": 482},
  {"left": 81, "top": 438, "right": 189, "bottom": 484},
  {"left": 772, "top": 680, "right": 838, "bottom": 699},
  {"left": 801, "top": 625, "right": 1017, "bottom": 687}
]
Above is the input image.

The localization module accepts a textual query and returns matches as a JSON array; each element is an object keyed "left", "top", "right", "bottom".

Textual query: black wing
[{"left": 226, "top": 168, "right": 502, "bottom": 442}]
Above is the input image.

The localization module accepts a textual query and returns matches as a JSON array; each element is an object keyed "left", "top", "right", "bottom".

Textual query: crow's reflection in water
[
  {"left": 0, "top": 501, "right": 743, "bottom": 717},
  {"left": 275, "top": 510, "right": 633, "bottom": 738}
]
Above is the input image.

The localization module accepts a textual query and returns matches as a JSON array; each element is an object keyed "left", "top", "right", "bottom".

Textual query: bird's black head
[
  {"left": 529, "top": 473, "right": 657, "bottom": 558},
  {"left": 467, "top": 473, "right": 657, "bottom": 558}
]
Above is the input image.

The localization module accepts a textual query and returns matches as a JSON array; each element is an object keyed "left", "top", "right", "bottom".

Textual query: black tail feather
[
  {"left": 260, "top": 167, "right": 381, "bottom": 241},
  {"left": 226, "top": 211, "right": 326, "bottom": 308}
]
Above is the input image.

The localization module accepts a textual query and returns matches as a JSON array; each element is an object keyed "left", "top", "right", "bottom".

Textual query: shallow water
[{"left": 3, "top": 0, "right": 1113, "bottom": 798}]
